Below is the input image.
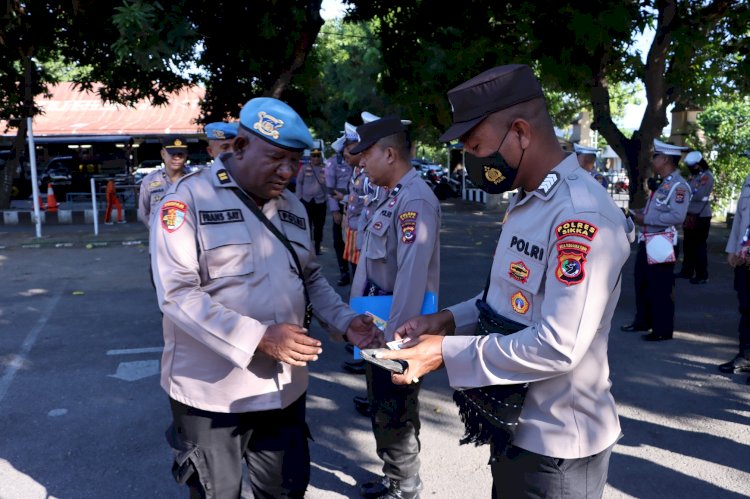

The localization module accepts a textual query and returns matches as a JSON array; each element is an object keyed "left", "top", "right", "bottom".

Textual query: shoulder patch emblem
[
  {"left": 161, "top": 200, "right": 187, "bottom": 233},
  {"left": 537, "top": 171, "right": 560, "bottom": 195},
  {"left": 511, "top": 291, "right": 530, "bottom": 315},
  {"left": 399, "top": 211, "right": 418, "bottom": 244},
  {"left": 555, "top": 220, "right": 598, "bottom": 240},
  {"left": 555, "top": 241, "right": 589, "bottom": 286},
  {"left": 509, "top": 261, "right": 530, "bottom": 284},
  {"left": 675, "top": 188, "right": 686, "bottom": 204},
  {"left": 278, "top": 210, "right": 306, "bottom": 230}
]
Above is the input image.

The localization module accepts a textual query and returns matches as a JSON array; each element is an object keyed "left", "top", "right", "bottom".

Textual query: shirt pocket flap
[
  {"left": 364, "top": 217, "right": 391, "bottom": 259},
  {"left": 199, "top": 225, "right": 254, "bottom": 279},
  {"left": 498, "top": 244, "right": 546, "bottom": 294}
]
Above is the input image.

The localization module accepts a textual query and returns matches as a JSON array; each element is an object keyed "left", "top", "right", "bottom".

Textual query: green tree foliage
[{"left": 344, "top": 0, "right": 749, "bottom": 207}]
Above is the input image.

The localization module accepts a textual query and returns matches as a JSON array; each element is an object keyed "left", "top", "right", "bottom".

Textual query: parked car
[{"left": 133, "top": 160, "right": 163, "bottom": 184}]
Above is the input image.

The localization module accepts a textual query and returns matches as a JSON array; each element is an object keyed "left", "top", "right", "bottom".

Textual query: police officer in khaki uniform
[
  {"left": 204, "top": 121, "right": 239, "bottom": 159},
  {"left": 137, "top": 136, "right": 190, "bottom": 230},
  {"left": 379, "top": 64, "right": 635, "bottom": 498},
  {"left": 574, "top": 143, "right": 608, "bottom": 189},
  {"left": 347, "top": 116, "right": 441, "bottom": 499},
  {"left": 622, "top": 139, "right": 691, "bottom": 341},
  {"left": 326, "top": 126, "right": 356, "bottom": 285},
  {"left": 296, "top": 148, "right": 328, "bottom": 255},
  {"left": 721, "top": 169, "right": 750, "bottom": 380},
  {"left": 151, "top": 97, "right": 378, "bottom": 499}
]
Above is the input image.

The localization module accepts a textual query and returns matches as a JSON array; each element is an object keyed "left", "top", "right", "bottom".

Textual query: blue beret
[
  {"left": 205, "top": 122, "right": 239, "bottom": 140},
  {"left": 239, "top": 97, "right": 313, "bottom": 151}
]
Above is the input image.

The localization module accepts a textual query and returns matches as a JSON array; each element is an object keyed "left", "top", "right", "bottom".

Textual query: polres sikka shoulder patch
[
  {"left": 555, "top": 220, "right": 598, "bottom": 240},
  {"left": 161, "top": 200, "right": 188, "bottom": 233}
]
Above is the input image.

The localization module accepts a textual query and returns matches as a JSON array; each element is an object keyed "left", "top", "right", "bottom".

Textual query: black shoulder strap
[{"left": 230, "top": 187, "right": 313, "bottom": 328}]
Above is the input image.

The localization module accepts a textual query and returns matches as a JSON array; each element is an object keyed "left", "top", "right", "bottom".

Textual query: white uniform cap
[
  {"left": 361, "top": 111, "right": 412, "bottom": 125},
  {"left": 344, "top": 122, "right": 358, "bottom": 141},
  {"left": 573, "top": 143, "right": 599, "bottom": 155},
  {"left": 331, "top": 136, "right": 346, "bottom": 154},
  {"left": 654, "top": 139, "right": 688, "bottom": 156},
  {"left": 684, "top": 151, "right": 703, "bottom": 165}
]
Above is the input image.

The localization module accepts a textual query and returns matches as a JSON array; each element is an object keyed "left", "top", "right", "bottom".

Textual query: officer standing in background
[
  {"left": 296, "top": 148, "right": 328, "bottom": 255},
  {"left": 151, "top": 97, "right": 378, "bottom": 499},
  {"left": 574, "top": 143, "right": 608, "bottom": 188},
  {"left": 340, "top": 122, "right": 365, "bottom": 278},
  {"left": 204, "top": 121, "right": 239, "bottom": 159},
  {"left": 137, "top": 136, "right": 190, "bottom": 229},
  {"left": 347, "top": 115, "right": 441, "bottom": 499},
  {"left": 622, "top": 139, "right": 691, "bottom": 341},
  {"left": 721, "top": 167, "right": 750, "bottom": 381},
  {"left": 379, "top": 64, "right": 634, "bottom": 499},
  {"left": 326, "top": 126, "right": 355, "bottom": 286},
  {"left": 676, "top": 150, "right": 714, "bottom": 284}
]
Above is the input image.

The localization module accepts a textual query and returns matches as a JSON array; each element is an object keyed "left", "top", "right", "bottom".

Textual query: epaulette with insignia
[{"left": 216, "top": 169, "right": 231, "bottom": 184}]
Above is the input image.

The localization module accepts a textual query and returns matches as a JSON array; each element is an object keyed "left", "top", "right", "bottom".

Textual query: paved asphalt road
[{"left": 0, "top": 198, "right": 748, "bottom": 498}]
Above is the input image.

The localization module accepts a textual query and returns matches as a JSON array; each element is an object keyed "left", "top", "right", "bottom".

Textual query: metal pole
[
  {"left": 27, "top": 117, "right": 42, "bottom": 238},
  {"left": 90, "top": 177, "right": 99, "bottom": 236}
]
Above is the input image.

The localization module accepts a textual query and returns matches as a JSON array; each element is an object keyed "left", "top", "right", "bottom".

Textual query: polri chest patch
[
  {"left": 278, "top": 210, "right": 306, "bottom": 230},
  {"left": 508, "top": 235, "right": 545, "bottom": 261},
  {"left": 509, "top": 260, "right": 530, "bottom": 284},
  {"left": 161, "top": 200, "right": 187, "bottom": 233},
  {"left": 199, "top": 209, "right": 244, "bottom": 225}
]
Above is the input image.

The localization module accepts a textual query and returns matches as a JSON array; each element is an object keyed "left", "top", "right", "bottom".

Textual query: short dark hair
[{"left": 377, "top": 129, "right": 411, "bottom": 158}]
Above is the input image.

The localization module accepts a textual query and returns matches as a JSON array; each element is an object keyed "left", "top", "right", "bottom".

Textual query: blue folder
[{"left": 349, "top": 291, "right": 438, "bottom": 359}]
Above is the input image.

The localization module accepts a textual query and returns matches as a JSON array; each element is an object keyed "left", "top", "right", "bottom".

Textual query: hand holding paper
[
  {"left": 345, "top": 314, "right": 385, "bottom": 349},
  {"left": 376, "top": 335, "right": 446, "bottom": 385}
]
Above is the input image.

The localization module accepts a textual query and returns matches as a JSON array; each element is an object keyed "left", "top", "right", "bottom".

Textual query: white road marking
[
  {"left": 0, "top": 291, "right": 63, "bottom": 404},
  {"left": 108, "top": 360, "right": 160, "bottom": 381},
  {"left": 106, "top": 347, "right": 163, "bottom": 356}
]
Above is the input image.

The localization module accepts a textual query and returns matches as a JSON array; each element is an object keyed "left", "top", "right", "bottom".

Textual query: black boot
[
  {"left": 361, "top": 475, "right": 422, "bottom": 499},
  {"left": 337, "top": 272, "right": 351, "bottom": 286}
]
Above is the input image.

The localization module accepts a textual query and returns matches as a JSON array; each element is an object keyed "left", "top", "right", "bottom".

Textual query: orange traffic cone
[
  {"left": 46, "top": 183, "right": 59, "bottom": 213},
  {"left": 38, "top": 193, "right": 46, "bottom": 211}
]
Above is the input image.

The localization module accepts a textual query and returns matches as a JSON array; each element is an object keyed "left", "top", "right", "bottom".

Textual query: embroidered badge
[
  {"left": 212, "top": 130, "right": 225, "bottom": 139},
  {"left": 253, "top": 111, "right": 284, "bottom": 139},
  {"left": 508, "top": 261, "right": 530, "bottom": 284},
  {"left": 149, "top": 180, "right": 162, "bottom": 189},
  {"left": 278, "top": 210, "right": 306, "bottom": 230},
  {"left": 555, "top": 242, "right": 588, "bottom": 286},
  {"left": 161, "top": 200, "right": 187, "bottom": 232},
  {"left": 199, "top": 209, "right": 244, "bottom": 225},
  {"left": 675, "top": 188, "right": 686, "bottom": 203},
  {"left": 537, "top": 172, "right": 560, "bottom": 195},
  {"left": 216, "top": 169, "right": 231, "bottom": 184},
  {"left": 555, "top": 220, "right": 598, "bottom": 240},
  {"left": 484, "top": 166, "right": 505, "bottom": 184},
  {"left": 399, "top": 211, "right": 418, "bottom": 244},
  {"left": 388, "top": 197, "right": 398, "bottom": 207},
  {"left": 511, "top": 291, "right": 529, "bottom": 314}
]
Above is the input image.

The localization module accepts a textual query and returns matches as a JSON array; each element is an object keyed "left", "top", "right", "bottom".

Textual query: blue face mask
[{"left": 465, "top": 125, "right": 524, "bottom": 194}]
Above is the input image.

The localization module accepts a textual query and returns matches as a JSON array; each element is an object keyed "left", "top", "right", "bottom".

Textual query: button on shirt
[
  {"left": 726, "top": 174, "right": 750, "bottom": 254},
  {"left": 443, "top": 154, "right": 635, "bottom": 459},
  {"left": 151, "top": 158, "right": 357, "bottom": 413},
  {"left": 350, "top": 168, "right": 441, "bottom": 340}
]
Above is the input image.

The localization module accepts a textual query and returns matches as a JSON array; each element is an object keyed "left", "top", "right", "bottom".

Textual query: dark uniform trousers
[
  {"left": 166, "top": 395, "right": 311, "bottom": 499},
  {"left": 490, "top": 442, "right": 614, "bottom": 499},
  {"left": 301, "top": 200, "right": 327, "bottom": 252},
  {"left": 733, "top": 266, "right": 750, "bottom": 358},
  {"left": 680, "top": 216, "right": 711, "bottom": 280},
  {"left": 332, "top": 201, "right": 349, "bottom": 275},
  {"left": 633, "top": 242, "right": 678, "bottom": 337},
  {"left": 366, "top": 363, "right": 422, "bottom": 481}
]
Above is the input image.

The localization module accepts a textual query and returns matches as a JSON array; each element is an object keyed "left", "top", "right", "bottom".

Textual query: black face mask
[
  {"left": 647, "top": 176, "right": 663, "bottom": 191},
  {"left": 465, "top": 126, "right": 523, "bottom": 194}
]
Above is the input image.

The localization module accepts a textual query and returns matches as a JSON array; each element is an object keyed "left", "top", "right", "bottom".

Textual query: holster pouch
[{"left": 452, "top": 299, "right": 530, "bottom": 454}]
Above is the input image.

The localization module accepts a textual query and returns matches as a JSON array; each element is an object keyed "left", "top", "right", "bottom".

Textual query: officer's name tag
[
  {"left": 278, "top": 210, "right": 307, "bottom": 230},
  {"left": 199, "top": 209, "right": 244, "bottom": 224}
]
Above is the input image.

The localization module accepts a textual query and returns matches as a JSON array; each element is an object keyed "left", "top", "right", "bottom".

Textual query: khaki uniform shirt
[
  {"left": 346, "top": 166, "right": 367, "bottom": 231},
  {"left": 151, "top": 158, "right": 357, "bottom": 413},
  {"left": 687, "top": 170, "right": 714, "bottom": 217},
  {"left": 642, "top": 171, "right": 691, "bottom": 234},
  {"left": 726, "top": 174, "right": 750, "bottom": 254},
  {"left": 443, "top": 154, "right": 635, "bottom": 459},
  {"left": 138, "top": 169, "right": 177, "bottom": 229},
  {"left": 295, "top": 162, "right": 327, "bottom": 203},
  {"left": 350, "top": 168, "right": 441, "bottom": 340}
]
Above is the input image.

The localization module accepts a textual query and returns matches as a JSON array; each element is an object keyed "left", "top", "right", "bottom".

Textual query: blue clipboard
[{"left": 349, "top": 291, "right": 438, "bottom": 359}]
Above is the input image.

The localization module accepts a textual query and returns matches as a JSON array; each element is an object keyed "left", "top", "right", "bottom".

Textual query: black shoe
[
  {"left": 345, "top": 342, "right": 355, "bottom": 355},
  {"left": 621, "top": 323, "right": 650, "bottom": 332},
  {"left": 718, "top": 355, "right": 750, "bottom": 374},
  {"left": 689, "top": 277, "right": 708, "bottom": 284},
  {"left": 642, "top": 333, "right": 672, "bottom": 342},
  {"left": 353, "top": 395, "right": 371, "bottom": 417},
  {"left": 361, "top": 475, "right": 422, "bottom": 499},
  {"left": 674, "top": 272, "right": 691, "bottom": 279},
  {"left": 342, "top": 359, "right": 367, "bottom": 375},
  {"left": 337, "top": 272, "right": 351, "bottom": 286}
]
